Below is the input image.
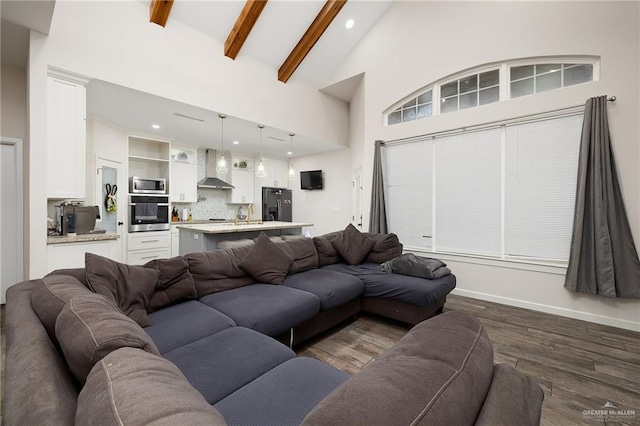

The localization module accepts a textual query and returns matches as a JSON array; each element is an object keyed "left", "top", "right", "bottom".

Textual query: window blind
[
  {"left": 435, "top": 128, "right": 502, "bottom": 256},
  {"left": 504, "top": 114, "right": 583, "bottom": 261},
  {"left": 384, "top": 140, "right": 433, "bottom": 249}
]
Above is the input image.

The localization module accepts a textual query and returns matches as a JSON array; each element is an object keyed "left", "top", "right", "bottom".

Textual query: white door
[
  {"left": 1, "top": 137, "right": 24, "bottom": 303},
  {"left": 95, "top": 156, "right": 126, "bottom": 261},
  {"left": 352, "top": 167, "right": 363, "bottom": 230}
]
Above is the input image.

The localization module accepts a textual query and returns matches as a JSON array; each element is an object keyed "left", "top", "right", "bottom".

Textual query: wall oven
[{"left": 129, "top": 195, "right": 170, "bottom": 232}]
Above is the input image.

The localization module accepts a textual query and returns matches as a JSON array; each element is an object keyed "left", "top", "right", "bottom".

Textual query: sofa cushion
[
  {"left": 475, "top": 363, "right": 544, "bottom": 426},
  {"left": 364, "top": 232, "right": 404, "bottom": 264},
  {"left": 283, "top": 269, "right": 364, "bottom": 311},
  {"left": 218, "top": 239, "right": 254, "bottom": 249},
  {"left": 276, "top": 237, "right": 319, "bottom": 274},
  {"left": 55, "top": 292, "right": 161, "bottom": 384},
  {"left": 199, "top": 284, "right": 320, "bottom": 336},
  {"left": 215, "top": 358, "right": 349, "bottom": 426},
  {"left": 76, "top": 347, "right": 227, "bottom": 426},
  {"left": 331, "top": 224, "right": 376, "bottom": 265},
  {"left": 301, "top": 311, "right": 494, "bottom": 426},
  {"left": 144, "top": 256, "right": 197, "bottom": 313},
  {"left": 85, "top": 252, "right": 159, "bottom": 326},
  {"left": 164, "top": 327, "right": 295, "bottom": 404},
  {"left": 45, "top": 267, "right": 88, "bottom": 286},
  {"left": 238, "top": 232, "right": 293, "bottom": 285},
  {"left": 31, "top": 274, "right": 93, "bottom": 342},
  {"left": 322, "top": 262, "right": 456, "bottom": 307},
  {"left": 186, "top": 245, "right": 255, "bottom": 297},
  {"left": 145, "top": 300, "right": 236, "bottom": 354},
  {"left": 313, "top": 232, "right": 343, "bottom": 267},
  {"left": 4, "top": 281, "right": 79, "bottom": 426}
]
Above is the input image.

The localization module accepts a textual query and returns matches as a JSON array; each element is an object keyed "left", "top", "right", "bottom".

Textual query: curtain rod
[{"left": 381, "top": 95, "right": 617, "bottom": 146}]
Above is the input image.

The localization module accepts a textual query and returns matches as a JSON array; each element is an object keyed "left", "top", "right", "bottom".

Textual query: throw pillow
[
  {"left": 144, "top": 256, "right": 197, "bottom": 313},
  {"left": 331, "top": 224, "right": 376, "bottom": 265},
  {"left": 238, "top": 232, "right": 294, "bottom": 285},
  {"left": 55, "top": 293, "right": 161, "bottom": 384},
  {"left": 85, "top": 252, "right": 159, "bottom": 327}
]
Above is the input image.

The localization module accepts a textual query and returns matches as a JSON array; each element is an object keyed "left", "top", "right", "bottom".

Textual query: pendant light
[
  {"left": 256, "top": 124, "right": 267, "bottom": 178},
  {"left": 288, "top": 132, "right": 296, "bottom": 180},
  {"left": 216, "top": 113, "right": 229, "bottom": 175}
]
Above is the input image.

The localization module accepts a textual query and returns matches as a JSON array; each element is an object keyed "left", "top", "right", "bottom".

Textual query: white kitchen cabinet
[
  {"left": 171, "top": 226, "right": 180, "bottom": 256},
  {"left": 46, "top": 240, "right": 119, "bottom": 274},
  {"left": 171, "top": 162, "right": 198, "bottom": 203},
  {"left": 230, "top": 166, "right": 254, "bottom": 204},
  {"left": 46, "top": 70, "right": 89, "bottom": 199},
  {"left": 127, "top": 230, "right": 171, "bottom": 264},
  {"left": 170, "top": 144, "right": 197, "bottom": 203}
]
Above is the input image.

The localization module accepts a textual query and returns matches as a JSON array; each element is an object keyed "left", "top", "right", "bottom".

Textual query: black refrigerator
[{"left": 262, "top": 187, "right": 292, "bottom": 222}]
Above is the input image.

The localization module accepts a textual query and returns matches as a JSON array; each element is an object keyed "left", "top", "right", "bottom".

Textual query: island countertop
[{"left": 175, "top": 221, "right": 313, "bottom": 234}]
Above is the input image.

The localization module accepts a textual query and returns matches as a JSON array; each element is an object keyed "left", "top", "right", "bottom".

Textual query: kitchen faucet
[{"left": 247, "top": 203, "right": 253, "bottom": 225}]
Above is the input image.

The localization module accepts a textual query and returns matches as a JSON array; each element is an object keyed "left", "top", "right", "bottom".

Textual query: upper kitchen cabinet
[
  {"left": 128, "top": 137, "right": 170, "bottom": 189},
  {"left": 170, "top": 145, "right": 197, "bottom": 203},
  {"left": 230, "top": 157, "right": 254, "bottom": 204},
  {"left": 46, "top": 70, "right": 90, "bottom": 199}
]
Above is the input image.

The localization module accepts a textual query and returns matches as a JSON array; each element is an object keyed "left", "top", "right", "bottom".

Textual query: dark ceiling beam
[
  {"left": 225, "top": 0, "right": 269, "bottom": 60},
  {"left": 278, "top": 0, "right": 347, "bottom": 83},
  {"left": 150, "top": 0, "right": 174, "bottom": 27}
]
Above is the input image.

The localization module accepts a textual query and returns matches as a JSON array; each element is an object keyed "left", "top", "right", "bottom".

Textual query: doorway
[
  {"left": 352, "top": 167, "right": 363, "bottom": 230},
  {"left": 1, "top": 137, "right": 24, "bottom": 303}
]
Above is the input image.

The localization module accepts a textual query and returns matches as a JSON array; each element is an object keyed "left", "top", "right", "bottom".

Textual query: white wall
[
  {"left": 1, "top": 65, "right": 27, "bottom": 140},
  {"left": 325, "top": 1, "right": 640, "bottom": 330},
  {"left": 27, "top": 1, "right": 350, "bottom": 278},
  {"left": 291, "top": 149, "right": 352, "bottom": 237}
]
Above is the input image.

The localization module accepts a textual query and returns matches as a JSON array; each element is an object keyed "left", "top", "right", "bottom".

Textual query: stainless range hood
[{"left": 197, "top": 149, "right": 234, "bottom": 190}]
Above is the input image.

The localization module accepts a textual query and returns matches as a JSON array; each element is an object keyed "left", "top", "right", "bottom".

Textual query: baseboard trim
[{"left": 451, "top": 288, "right": 640, "bottom": 332}]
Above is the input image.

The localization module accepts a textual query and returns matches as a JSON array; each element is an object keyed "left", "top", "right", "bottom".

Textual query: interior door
[
  {"left": 352, "top": 167, "right": 363, "bottom": 229},
  {"left": 95, "top": 156, "right": 125, "bottom": 261},
  {"left": 1, "top": 137, "right": 24, "bottom": 303}
]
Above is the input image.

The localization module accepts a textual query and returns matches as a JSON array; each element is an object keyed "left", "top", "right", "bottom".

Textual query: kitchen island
[{"left": 176, "top": 221, "right": 313, "bottom": 255}]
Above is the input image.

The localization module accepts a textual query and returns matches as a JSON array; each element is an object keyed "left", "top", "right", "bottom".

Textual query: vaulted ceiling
[{"left": 146, "top": 0, "right": 392, "bottom": 88}]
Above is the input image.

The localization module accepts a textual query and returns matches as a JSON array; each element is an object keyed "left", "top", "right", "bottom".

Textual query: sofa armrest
[{"left": 474, "top": 363, "right": 544, "bottom": 426}]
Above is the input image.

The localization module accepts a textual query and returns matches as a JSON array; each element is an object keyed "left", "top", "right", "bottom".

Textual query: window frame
[{"left": 385, "top": 57, "right": 598, "bottom": 127}]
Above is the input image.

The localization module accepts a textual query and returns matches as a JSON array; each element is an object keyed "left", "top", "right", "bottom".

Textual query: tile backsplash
[{"left": 172, "top": 147, "right": 241, "bottom": 220}]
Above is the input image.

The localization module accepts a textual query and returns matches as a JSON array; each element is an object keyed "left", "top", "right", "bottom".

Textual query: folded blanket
[{"left": 380, "top": 253, "right": 451, "bottom": 280}]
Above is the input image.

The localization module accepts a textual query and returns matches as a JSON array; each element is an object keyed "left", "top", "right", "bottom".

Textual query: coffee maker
[{"left": 56, "top": 204, "right": 99, "bottom": 235}]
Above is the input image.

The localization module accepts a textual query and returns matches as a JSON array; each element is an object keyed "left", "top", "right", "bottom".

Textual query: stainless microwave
[{"left": 129, "top": 176, "right": 166, "bottom": 194}]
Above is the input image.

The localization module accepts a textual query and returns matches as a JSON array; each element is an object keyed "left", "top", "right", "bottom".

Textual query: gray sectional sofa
[{"left": 3, "top": 227, "right": 544, "bottom": 425}]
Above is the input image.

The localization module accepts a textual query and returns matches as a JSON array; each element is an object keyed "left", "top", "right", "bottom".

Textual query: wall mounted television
[{"left": 300, "top": 170, "right": 323, "bottom": 190}]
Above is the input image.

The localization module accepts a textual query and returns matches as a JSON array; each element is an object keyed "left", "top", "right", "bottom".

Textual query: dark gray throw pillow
[
  {"left": 55, "top": 293, "right": 160, "bottom": 385},
  {"left": 85, "top": 253, "right": 159, "bottom": 327},
  {"left": 238, "top": 232, "right": 294, "bottom": 285},
  {"left": 331, "top": 224, "right": 376, "bottom": 265},
  {"left": 144, "top": 256, "right": 197, "bottom": 313}
]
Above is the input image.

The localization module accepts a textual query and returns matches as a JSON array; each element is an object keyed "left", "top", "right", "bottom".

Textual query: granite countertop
[
  {"left": 47, "top": 233, "right": 120, "bottom": 245},
  {"left": 175, "top": 221, "right": 313, "bottom": 234}
]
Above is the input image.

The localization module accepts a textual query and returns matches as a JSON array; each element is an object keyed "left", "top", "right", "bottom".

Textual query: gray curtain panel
[
  {"left": 369, "top": 140, "right": 388, "bottom": 233},
  {"left": 565, "top": 95, "right": 640, "bottom": 298}
]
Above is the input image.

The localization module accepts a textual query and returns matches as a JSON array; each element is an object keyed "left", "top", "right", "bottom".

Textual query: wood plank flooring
[
  {"left": 1, "top": 295, "right": 639, "bottom": 425},
  {"left": 296, "top": 294, "right": 640, "bottom": 425}
]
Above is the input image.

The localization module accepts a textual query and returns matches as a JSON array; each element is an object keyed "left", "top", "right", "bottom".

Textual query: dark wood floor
[
  {"left": 2, "top": 295, "right": 639, "bottom": 425},
  {"left": 296, "top": 294, "right": 640, "bottom": 426}
]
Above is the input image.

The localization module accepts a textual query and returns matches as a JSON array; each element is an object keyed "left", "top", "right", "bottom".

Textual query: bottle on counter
[{"left": 188, "top": 209, "right": 193, "bottom": 221}]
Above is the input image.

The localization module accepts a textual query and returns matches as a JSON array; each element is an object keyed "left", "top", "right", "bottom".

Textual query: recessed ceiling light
[
  {"left": 287, "top": 151, "right": 293, "bottom": 155},
  {"left": 152, "top": 124, "right": 160, "bottom": 129},
  {"left": 345, "top": 19, "right": 354, "bottom": 29},
  {"left": 232, "top": 141, "right": 239, "bottom": 145}
]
